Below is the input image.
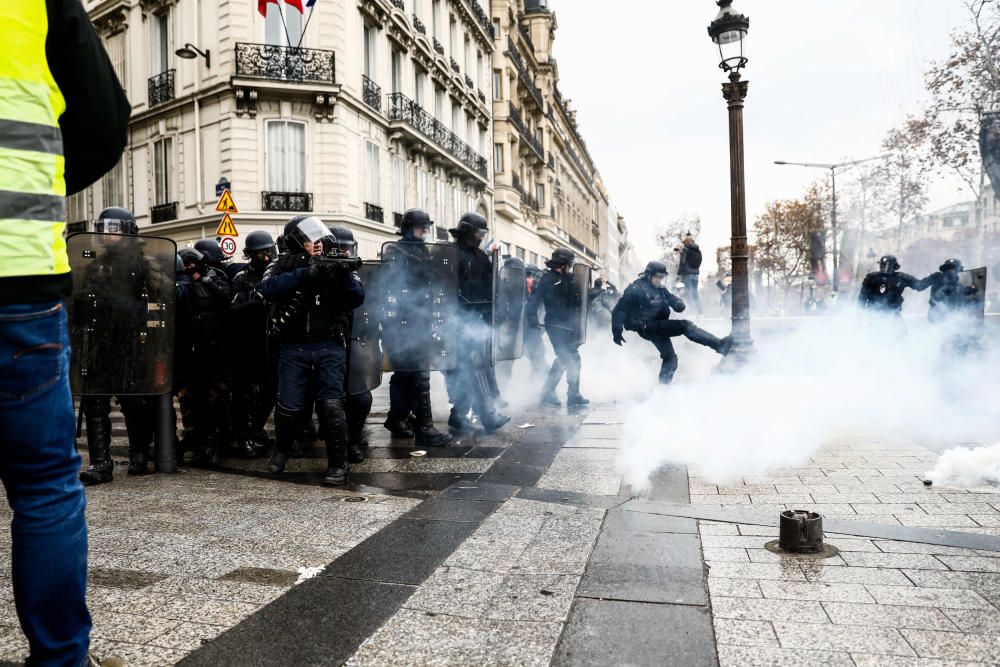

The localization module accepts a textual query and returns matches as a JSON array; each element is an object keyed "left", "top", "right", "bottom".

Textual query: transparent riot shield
[
  {"left": 67, "top": 232, "right": 176, "bottom": 395},
  {"left": 378, "top": 241, "right": 460, "bottom": 371},
  {"left": 568, "top": 263, "right": 592, "bottom": 346},
  {"left": 960, "top": 267, "right": 988, "bottom": 320},
  {"left": 494, "top": 264, "right": 526, "bottom": 361},
  {"left": 348, "top": 261, "right": 383, "bottom": 395}
]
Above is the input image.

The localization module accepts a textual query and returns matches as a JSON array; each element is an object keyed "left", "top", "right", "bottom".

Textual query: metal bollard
[
  {"left": 155, "top": 393, "right": 177, "bottom": 473},
  {"left": 779, "top": 510, "right": 824, "bottom": 554}
]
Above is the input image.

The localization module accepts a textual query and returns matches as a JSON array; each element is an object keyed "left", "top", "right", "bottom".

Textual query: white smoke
[
  {"left": 926, "top": 443, "right": 1000, "bottom": 489},
  {"left": 612, "top": 308, "right": 1000, "bottom": 490}
]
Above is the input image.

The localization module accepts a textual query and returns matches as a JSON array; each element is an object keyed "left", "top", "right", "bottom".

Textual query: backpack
[{"left": 687, "top": 247, "right": 703, "bottom": 270}]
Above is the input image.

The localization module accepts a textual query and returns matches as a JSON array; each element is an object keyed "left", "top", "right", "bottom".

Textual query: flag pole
[
  {"left": 298, "top": 4, "right": 316, "bottom": 48},
  {"left": 275, "top": 1, "right": 292, "bottom": 49}
]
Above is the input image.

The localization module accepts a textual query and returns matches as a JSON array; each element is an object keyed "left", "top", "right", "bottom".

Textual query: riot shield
[
  {"left": 569, "top": 263, "right": 592, "bottom": 346},
  {"left": 959, "top": 267, "right": 988, "bottom": 320},
  {"left": 494, "top": 264, "right": 526, "bottom": 361},
  {"left": 348, "top": 261, "right": 383, "bottom": 395},
  {"left": 378, "top": 241, "right": 460, "bottom": 371},
  {"left": 67, "top": 232, "right": 176, "bottom": 396}
]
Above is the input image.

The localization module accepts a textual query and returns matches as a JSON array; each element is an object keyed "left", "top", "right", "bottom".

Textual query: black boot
[
  {"left": 317, "top": 399, "right": 349, "bottom": 486},
  {"left": 383, "top": 415, "right": 414, "bottom": 439},
  {"left": 414, "top": 375, "right": 453, "bottom": 447},
  {"left": 475, "top": 372, "right": 510, "bottom": 433},
  {"left": 268, "top": 406, "right": 300, "bottom": 475},
  {"left": 683, "top": 321, "right": 727, "bottom": 353},
  {"left": 234, "top": 436, "right": 259, "bottom": 459},
  {"left": 448, "top": 407, "right": 475, "bottom": 433},
  {"left": 717, "top": 335, "right": 734, "bottom": 356},
  {"left": 80, "top": 414, "right": 114, "bottom": 485},
  {"left": 121, "top": 398, "right": 154, "bottom": 476}
]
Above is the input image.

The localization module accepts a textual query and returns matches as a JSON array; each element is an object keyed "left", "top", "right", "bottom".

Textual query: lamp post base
[{"left": 716, "top": 337, "right": 754, "bottom": 373}]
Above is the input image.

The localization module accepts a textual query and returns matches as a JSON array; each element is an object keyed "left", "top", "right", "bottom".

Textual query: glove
[{"left": 613, "top": 332, "right": 625, "bottom": 346}]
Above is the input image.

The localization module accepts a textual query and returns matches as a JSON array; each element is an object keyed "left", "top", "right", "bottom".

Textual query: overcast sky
[{"left": 550, "top": 0, "right": 972, "bottom": 270}]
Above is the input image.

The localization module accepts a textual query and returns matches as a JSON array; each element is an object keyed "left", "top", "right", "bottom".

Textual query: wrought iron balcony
[
  {"left": 262, "top": 191, "right": 313, "bottom": 212},
  {"left": 390, "top": 0, "right": 404, "bottom": 9},
  {"left": 464, "top": 74, "right": 474, "bottom": 88},
  {"left": 512, "top": 173, "right": 523, "bottom": 196},
  {"left": 148, "top": 69, "right": 175, "bottom": 107},
  {"left": 519, "top": 22, "right": 535, "bottom": 54},
  {"left": 433, "top": 37, "right": 445, "bottom": 55},
  {"left": 523, "top": 191, "right": 540, "bottom": 212},
  {"left": 387, "top": 93, "right": 488, "bottom": 178},
  {"left": 362, "top": 75, "right": 382, "bottom": 112},
  {"left": 464, "top": 0, "right": 493, "bottom": 35},
  {"left": 450, "top": 57, "right": 460, "bottom": 74},
  {"left": 506, "top": 37, "right": 544, "bottom": 111},
  {"left": 234, "top": 42, "right": 335, "bottom": 84},
  {"left": 150, "top": 202, "right": 178, "bottom": 224},
  {"left": 412, "top": 14, "right": 426, "bottom": 35},
  {"left": 507, "top": 102, "right": 544, "bottom": 161},
  {"left": 365, "top": 203, "right": 385, "bottom": 223}
]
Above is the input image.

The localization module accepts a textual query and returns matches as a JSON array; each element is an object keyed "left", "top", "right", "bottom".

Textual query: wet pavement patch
[
  {"left": 89, "top": 568, "right": 168, "bottom": 590},
  {"left": 218, "top": 567, "right": 299, "bottom": 588}
]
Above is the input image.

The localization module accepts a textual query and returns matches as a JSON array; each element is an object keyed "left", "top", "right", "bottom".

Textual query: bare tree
[
  {"left": 752, "top": 184, "right": 826, "bottom": 288},
  {"left": 654, "top": 213, "right": 702, "bottom": 259}
]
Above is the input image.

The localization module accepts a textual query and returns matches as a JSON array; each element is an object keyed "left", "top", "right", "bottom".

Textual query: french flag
[{"left": 284, "top": 0, "right": 318, "bottom": 11}]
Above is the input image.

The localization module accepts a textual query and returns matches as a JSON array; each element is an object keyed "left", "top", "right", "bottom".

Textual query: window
[
  {"left": 464, "top": 35, "right": 471, "bottom": 73},
  {"left": 466, "top": 115, "right": 475, "bottom": 148},
  {"left": 104, "top": 32, "right": 126, "bottom": 85},
  {"left": 417, "top": 169, "right": 427, "bottom": 209},
  {"left": 536, "top": 183, "right": 545, "bottom": 207},
  {"left": 365, "top": 140, "right": 381, "bottom": 204},
  {"left": 494, "top": 144, "right": 504, "bottom": 172},
  {"left": 480, "top": 128, "right": 487, "bottom": 156},
  {"left": 492, "top": 71, "right": 501, "bottom": 100},
  {"left": 267, "top": 121, "right": 306, "bottom": 192},
  {"left": 452, "top": 187, "right": 461, "bottom": 224},
  {"left": 492, "top": 18, "right": 500, "bottom": 38},
  {"left": 451, "top": 103, "right": 460, "bottom": 138},
  {"left": 152, "top": 13, "right": 170, "bottom": 74},
  {"left": 67, "top": 191, "right": 87, "bottom": 224},
  {"left": 476, "top": 52, "right": 483, "bottom": 87},
  {"left": 363, "top": 23, "right": 377, "bottom": 78},
  {"left": 432, "top": 0, "right": 441, "bottom": 37},
  {"left": 516, "top": 246, "right": 526, "bottom": 261},
  {"left": 266, "top": 7, "right": 303, "bottom": 46},
  {"left": 434, "top": 86, "right": 445, "bottom": 120},
  {"left": 436, "top": 178, "right": 445, "bottom": 223},
  {"left": 414, "top": 68, "right": 426, "bottom": 106},
  {"left": 391, "top": 49, "right": 402, "bottom": 94},
  {"left": 102, "top": 157, "right": 125, "bottom": 209},
  {"left": 153, "top": 138, "right": 173, "bottom": 205},
  {"left": 393, "top": 155, "right": 406, "bottom": 214},
  {"left": 449, "top": 16, "right": 457, "bottom": 56}
]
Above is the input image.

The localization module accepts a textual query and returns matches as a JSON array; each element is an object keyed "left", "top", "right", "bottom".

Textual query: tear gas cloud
[{"left": 593, "top": 309, "right": 1000, "bottom": 491}]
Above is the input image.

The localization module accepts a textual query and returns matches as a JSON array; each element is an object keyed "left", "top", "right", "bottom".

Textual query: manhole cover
[
  {"left": 89, "top": 568, "right": 168, "bottom": 590},
  {"left": 343, "top": 496, "right": 367, "bottom": 503},
  {"left": 218, "top": 567, "right": 299, "bottom": 587},
  {"left": 764, "top": 540, "right": 841, "bottom": 560}
]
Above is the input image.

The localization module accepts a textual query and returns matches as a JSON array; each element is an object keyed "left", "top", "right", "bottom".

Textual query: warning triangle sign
[
  {"left": 216, "top": 189, "right": 238, "bottom": 214},
  {"left": 216, "top": 213, "right": 239, "bottom": 237}
]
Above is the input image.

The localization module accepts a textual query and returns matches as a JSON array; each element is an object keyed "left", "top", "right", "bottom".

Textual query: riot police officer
[
  {"left": 445, "top": 212, "right": 510, "bottom": 432},
  {"left": 229, "top": 231, "right": 277, "bottom": 458},
  {"left": 194, "top": 239, "right": 237, "bottom": 282},
  {"left": 612, "top": 261, "right": 732, "bottom": 384},
  {"left": 261, "top": 216, "right": 365, "bottom": 485},
  {"left": 857, "top": 255, "right": 929, "bottom": 314},
  {"left": 381, "top": 209, "right": 454, "bottom": 448},
  {"left": 921, "top": 258, "right": 981, "bottom": 321},
  {"left": 527, "top": 248, "right": 589, "bottom": 407},
  {"left": 522, "top": 264, "right": 549, "bottom": 377},
  {"left": 176, "top": 247, "right": 231, "bottom": 465},
  {"left": 329, "top": 225, "right": 373, "bottom": 463},
  {"left": 77, "top": 207, "right": 166, "bottom": 484}
]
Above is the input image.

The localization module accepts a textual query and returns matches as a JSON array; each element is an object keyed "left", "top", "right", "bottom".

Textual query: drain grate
[
  {"left": 218, "top": 567, "right": 300, "bottom": 587},
  {"left": 89, "top": 568, "right": 169, "bottom": 590}
]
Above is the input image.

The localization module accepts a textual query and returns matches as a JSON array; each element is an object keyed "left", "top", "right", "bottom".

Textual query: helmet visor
[
  {"left": 98, "top": 218, "right": 128, "bottom": 234},
  {"left": 294, "top": 217, "right": 330, "bottom": 244}
]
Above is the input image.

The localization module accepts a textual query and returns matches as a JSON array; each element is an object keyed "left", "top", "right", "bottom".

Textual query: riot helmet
[
  {"left": 194, "top": 239, "right": 229, "bottom": 265},
  {"left": 504, "top": 256, "right": 525, "bottom": 269},
  {"left": 879, "top": 255, "right": 900, "bottom": 274},
  {"left": 175, "top": 254, "right": 184, "bottom": 273},
  {"left": 178, "top": 248, "right": 207, "bottom": 277},
  {"left": 243, "top": 230, "right": 276, "bottom": 270},
  {"left": 545, "top": 248, "right": 576, "bottom": 270},
  {"left": 96, "top": 206, "right": 138, "bottom": 235},
  {"left": 449, "top": 211, "right": 488, "bottom": 243},
  {"left": 940, "top": 258, "right": 964, "bottom": 273},
  {"left": 285, "top": 215, "right": 332, "bottom": 253},
  {"left": 400, "top": 208, "right": 433, "bottom": 241},
  {"left": 642, "top": 261, "right": 669, "bottom": 278},
  {"left": 525, "top": 263, "right": 543, "bottom": 278},
  {"left": 327, "top": 225, "right": 359, "bottom": 258}
]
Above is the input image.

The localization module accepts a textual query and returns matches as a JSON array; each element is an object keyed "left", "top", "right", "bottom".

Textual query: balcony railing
[
  {"left": 507, "top": 102, "right": 544, "bottom": 161},
  {"left": 234, "top": 42, "right": 335, "bottom": 84},
  {"left": 512, "top": 173, "right": 523, "bottom": 196},
  {"left": 506, "top": 38, "right": 544, "bottom": 111},
  {"left": 390, "top": 0, "right": 404, "bottom": 9},
  {"left": 464, "top": 0, "right": 493, "bottom": 35},
  {"left": 262, "top": 191, "right": 313, "bottom": 212},
  {"left": 365, "top": 203, "right": 385, "bottom": 223},
  {"left": 150, "top": 202, "right": 178, "bottom": 224},
  {"left": 518, "top": 22, "right": 535, "bottom": 53},
  {"left": 148, "top": 69, "right": 175, "bottom": 107},
  {"left": 523, "top": 192, "right": 540, "bottom": 212},
  {"left": 387, "top": 92, "right": 488, "bottom": 178},
  {"left": 433, "top": 37, "right": 445, "bottom": 55},
  {"left": 450, "top": 57, "right": 460, "bottom": 74},
  {"left": 362, "top": 75, "right": 382, "bottom": 112},
  {"left": 412, "top": 14, "right": 426, "bottom": 35}
]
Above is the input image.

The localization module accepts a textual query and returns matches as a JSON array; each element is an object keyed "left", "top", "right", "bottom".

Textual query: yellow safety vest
[{"left": 0, "top": 1, "right": 68, "bottom": 280}]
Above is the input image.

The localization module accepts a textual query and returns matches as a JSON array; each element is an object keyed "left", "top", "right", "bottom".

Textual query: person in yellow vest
[{"left": 0, "top": 1, "right": 130, "bottom": 665}]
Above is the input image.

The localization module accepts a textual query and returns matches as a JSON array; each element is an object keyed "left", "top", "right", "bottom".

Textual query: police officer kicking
[
  {"left": 858, "top": 255, "right": 929, "bottom": 315},
  {"left": 527, "top": 248, "right": 589, "bottom": 408},
  {"left": 445, "top": 212, "right": 510, "bottom": 433},
  {"left": 612, "top": 261, "right": 732, "bottom": 384},
  {"left": 261, "top": 217, "right": 365, "bottom": 485}
]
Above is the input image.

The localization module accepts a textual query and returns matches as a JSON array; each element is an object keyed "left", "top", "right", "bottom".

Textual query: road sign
[
  {"left": 216, "top": 189, "right": 238, "bottom": 214},
  {"left": 220, "top": 237, "right": 237, "bottom": 256},
  {"left": 216, "top": 213, "right": 239, "bottom": 237},
  {"left": 215, "top": 178, "right": 231, "bottom": 198}
]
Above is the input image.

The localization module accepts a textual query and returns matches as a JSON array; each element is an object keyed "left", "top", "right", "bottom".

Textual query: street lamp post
[
  {"left": 773, "top": 155, "right": 883, "bottom": 292},
  {"left": 708, "top": 0, "right": 752, "bottom": 365}
]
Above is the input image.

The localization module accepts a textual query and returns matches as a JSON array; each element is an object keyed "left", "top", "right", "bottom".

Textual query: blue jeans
[
  {"left": 0, "top": 301, "right": 90, "bottom": 666},
  {"left": 682, "top": 274, "right": 702, "bottom": 315}
]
